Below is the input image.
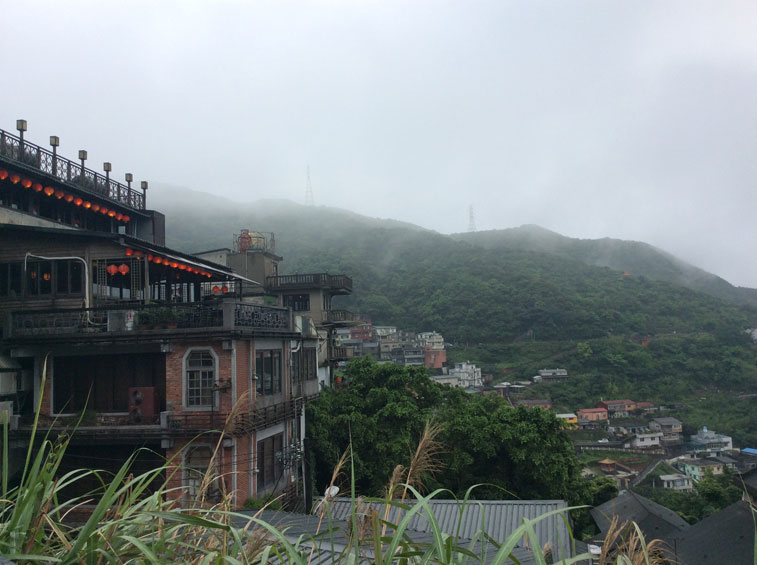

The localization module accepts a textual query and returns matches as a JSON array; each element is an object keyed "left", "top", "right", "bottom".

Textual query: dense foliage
[{"left": 306, "top": 358, "right": 605, "bottom": 507}]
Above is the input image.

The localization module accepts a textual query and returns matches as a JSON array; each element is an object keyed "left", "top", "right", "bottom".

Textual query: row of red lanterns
[
  {"left": 212, "top": 285, "right": 230, "bottom": 293},
  {"left": 125, "top": 248, "right": 213, "bottom": 278},
  {"left": 106, "top": 264, "right": 130, "bottom": 275},
  {"left": 0, "top": 169, "right": 130, "bottom": 222}
]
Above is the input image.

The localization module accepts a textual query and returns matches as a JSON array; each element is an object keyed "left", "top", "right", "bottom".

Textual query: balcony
[
  {"left": 5, "top": 300, "right": 292, "bottom": 340},
  {"left": 326, "top": 310, "right": 356, "bottom": 324},
  {"left": 0, "top": 127, "right": 145, "bottom": 211},
  {"left": 265, "top": 273, "right": 352, "bottom": 294}
]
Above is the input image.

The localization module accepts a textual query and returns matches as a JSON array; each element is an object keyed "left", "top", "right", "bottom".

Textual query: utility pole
[{"left": 305, "top": 165, "right": 314, "bottom": 206}]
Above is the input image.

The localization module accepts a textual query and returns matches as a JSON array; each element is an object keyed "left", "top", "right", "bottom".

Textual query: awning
[{"left": 119, "top": 241, "right": 260, "bottom": 285}]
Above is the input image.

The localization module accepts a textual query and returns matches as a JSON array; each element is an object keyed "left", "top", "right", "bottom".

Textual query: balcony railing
[
  {"left": 165, "top": 399, "right": 304, "bottom": 436},
  {"left": 6, "top": 300, "right": 292, "bottom": 338},
  {"left": 326, "top": 310, "right": 355, "bottom": 323},
  {"left": 0, "top": 128, "right": 145, "bottom": 210},
  {"left": 266, "top": 273, "right": 352, "bottom": 293}
]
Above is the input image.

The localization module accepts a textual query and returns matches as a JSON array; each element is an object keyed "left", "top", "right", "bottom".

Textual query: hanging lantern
[
  {"left": 21, "top": 178, "right": 32, "bottom": 188},
  {"left": 42, "top": 272, "right": 51, "bottom": 281},
  {"left": 32, "top": 183, "right": 42, "bottom": 192},
  {"left": 133, "top": 250, "right": 143, "bottom": 256},
  {"left": 154, "top": 256, "right": 163, "bottom": 264},
  {"left": 44, "top": 186, "right": 54, "bottom": 196},
  {"left": 10, "top": 174, "right": 20, "bottom": 184},
  {"left": 116, "top": 213, "right": 123, "bottom": 221},
  {"left": 74, "top": 197, "right": 83, "bottom": 206},
  {"left": 64, "top": 193, "right": 74, "bottom": 203},
  {"left": 55, "top": 189, "right": 64, "bottom": 199},
  {"left": 212, "top": 285, "right": 220, "bottom": 293},
  {"left": 0, "top": 170, "right": 7, "bottom": 180},
  {"left": 118, "top": 263, "right": 129, "bottom": 275},
  {"left": 91, "top": 204, "right": 100, "bottom": 212},
  {"left": 30, "top": 271, "right": 37, "bottom": 279},
  {"left": 146, "top": 254, "right": 153, "bottom": 262},
  {"left": 83, "top": 201, "right": 91, "bottom": 209},
  {"left": 108, "top": 210, "right": 116, "bottom": 217},
  {"left": 125, "top": 248, "right": 133, "bottom": 256},
  {"left": 221, "top": 285, "right": 229, "bottom": 293},
  {"left": 100, "top": 206, "right": 108, "bottom": 215},
  {"left": 169, "top": 261, "right": 178, "bottom": 268},
  {"left": 107, "top": 264, "right": 118, "bottom": 275},
  {"left": 122, "top": 215, "right": 130, "bottom": 222},
  {"left": 178, "top": 264, "right": 187, "bottom": 270}
]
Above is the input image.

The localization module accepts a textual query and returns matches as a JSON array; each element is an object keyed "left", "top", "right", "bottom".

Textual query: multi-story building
[
  {"left": 0, "top": 121, "right": 335, "bottom": 509},
  {"left": 649, "top": 417, "right": 684, "bottom": 447},
  {"left": 688, "top": 426, "right": 733, "bottom": 455},
  {"left": 596, "top": 399, "right": 637, "bottom": 418}
]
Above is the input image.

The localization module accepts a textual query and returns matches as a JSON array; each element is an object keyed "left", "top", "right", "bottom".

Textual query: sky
[{"left": 3, "top": 1, "right": 757, "bottom": 286}]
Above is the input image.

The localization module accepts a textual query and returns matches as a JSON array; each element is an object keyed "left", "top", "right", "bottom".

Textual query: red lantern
[
  {"left": 133, "top": 250, "right": 143, "bottom": 256},
  {"left": 43, "top": 272, "right": 51, "bottom": 281},
  {"left": 178, "top": 264, "right": 187, "bottom": 270},
  {"left": 221, "top": 285, "right": 229, "bottom": 293},
  {"left": 100, "top": 206, "right": 108, "bottom": 214},
  {"left": 92, "top": 204, "right": 100, "bottom": 212},
  {"left": 116, "top": 213, "right": 123, "bottom": 221},
  {"left": 74, "top": 197, "right": 83, "bottom": 206},
  {"left": 170, "top": 261, "right": 178, "bottom": 268},
  {"left": 0, "top": 170, "right": 7, "bottom": 180},
  {"left": 44, "top": 186, "right": 54, "bottom": 196},
  {"left": 30, "top": 271, "right": 36, "bottom": 279},
  {"left": 83, "top": 201, "right": 91, "bottom": 209},
  {"left": 21, "top": 178, "right": 32, "bottom": 188},
  {"left": 10, "top": 174, "right": 20, "bottom": 184},
  {"left": 125, "top": 248, "right": 133, "bottom": 256},
  {"left": 54, "top": 189, "right": 64, "bottom": 199},
  {"left": 107, "top": 264, "right": 118, "bottom": 275},
  {"left": 32, "top": 183, "right": 42, "bottom": 192},
  {"left": 64, "top": 193, "right": 74, "bottom": 202},
  {"left": 212, "top": 285, "right": 220, "bottom": 293},
  {"left": 122, "top": 215, "right": 130, "bottom": 222},
  {"left": 154, "top": 257, "right": 163, "bottom": 264},
  {"left": 146, "top": 254, "right": 153, "bottom": 262},
  {"left": 118, "top": 263, "right": 129, "bottom": 275},
  {"left": 108, "top": 210, "right": 116, "bottom": 217}
]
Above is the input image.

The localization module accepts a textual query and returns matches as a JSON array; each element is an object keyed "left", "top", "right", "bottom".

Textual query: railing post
[{"left": 222, "top": 300, "right": 235, "bottom": 330}]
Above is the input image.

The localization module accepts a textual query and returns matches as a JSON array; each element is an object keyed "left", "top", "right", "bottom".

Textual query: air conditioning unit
[{"left": 128, "top": 386, "right": 158, "bottom": 424}]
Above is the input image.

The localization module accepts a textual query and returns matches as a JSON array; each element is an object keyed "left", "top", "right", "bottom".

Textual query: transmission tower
[
  {"left": 468, "top": 205, "right": 476, "bottom": 232},
  {"left": 305, "top": 165, "right": 314, "bottom": 206}
]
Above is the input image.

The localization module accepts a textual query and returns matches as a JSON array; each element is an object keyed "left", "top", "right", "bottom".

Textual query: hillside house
[
  {"left": 533, "top": 368, "right": 568, "bottom": 383},
  {"left": 631, "top": 431, "right": 663, "bottom": 449},
  {"left": 688, "top": 426, "right": 733, "bottom": 455},
  {"left": 596, "top": 399, "right": 636, "bottom": 418},
  {"left": 675, "top": 457, "right": 725, "bottom": 481},
  {"left": 0, "top": 121, "right": 343, "bottom": 508},
  {"left": 516, "top": 398, "right": 552, "bottom": 410},
  {"left": 658, "top": 473, "right": 693, "bottom": 492},
  {"left": 649, "top": 417, "right": 684, "bottom": 447},
  {"left": 577, "top": 407, "right": 608, "bottom": 423},
  {"left": 556, "top": 413, "right": 578, "bottom": 429}
]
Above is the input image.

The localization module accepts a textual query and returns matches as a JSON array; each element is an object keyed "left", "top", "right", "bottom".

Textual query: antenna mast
[
  {"left": 468, "top": 205, "right": 476, "bottom": 232},
  {"left": 305, "top": 165, "right": 314, "bottom": 206}
]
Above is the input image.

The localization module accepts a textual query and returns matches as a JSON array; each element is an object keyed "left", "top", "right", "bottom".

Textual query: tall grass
[{"left": 0, "top": 362, "right": 672, "bottom": 563}]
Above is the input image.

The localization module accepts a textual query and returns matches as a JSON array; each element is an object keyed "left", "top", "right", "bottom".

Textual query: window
[
  {"left": 184, "top": 445, "right": 214, "bottom": 499},
  {"left": 257, "top": 433, "right": 283, "bottom": 490},
  {"left": 0, "top": 260, "right": 83, "bottom": 300},
  {"left": 0, "top": 263, "right": 22, "bottom": 298},
  {"left": 185, "top": 350, "right": 216, "bottom": 408},
  {"left": 256, "top": 350, "right": 282, "bottom": 395},
  {"left": 292, "top": 347, "right": 317, "bottom": 383},
  {"left": 283, "top": 293, "right": 310, "bottom": 312}
]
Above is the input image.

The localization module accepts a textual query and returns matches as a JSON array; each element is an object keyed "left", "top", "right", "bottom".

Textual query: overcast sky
[{"left": 3, "top": 1, "right": 757, "bottom": 285}]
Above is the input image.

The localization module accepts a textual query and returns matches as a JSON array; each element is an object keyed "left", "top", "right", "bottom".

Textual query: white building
[
  {"left": 417, "top": 331, "right": 445, "bottom": 350},
  {"left": 631, "top": 432, "right": 664, "bottom": 449},
  {"left": 659, "top": 473, "right": 693, "bottom": 492},
  {"left": 444, "top": 361, "right": 483, "bottom": 388}
]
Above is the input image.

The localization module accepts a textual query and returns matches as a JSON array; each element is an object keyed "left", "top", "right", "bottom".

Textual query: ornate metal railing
[
  {"left": 266, "top": 273, "right": 352, "bottom": 292},
  {"left": 7, "top": 301, "right": 291, "bottom": 337},
  {"left": 0, "top": 128, "right": 145, "bottom": 210}
]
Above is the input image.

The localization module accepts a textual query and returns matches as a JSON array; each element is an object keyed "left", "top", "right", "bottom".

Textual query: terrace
[
  {"left": 5, "top": 300, "right": 292, "bottom": 341},
  {"left": 266, "top": 273, "right": 352, "bottom": 294},
  {"left": 0, "top": 124, "right": 146, "bottom": 211}
]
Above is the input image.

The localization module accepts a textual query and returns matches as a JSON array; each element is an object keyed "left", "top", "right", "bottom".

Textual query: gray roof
[
  {"left": 232, "top": 509, "right": 541, "bottom": 564},
  {"left": 591, "top": 491, "right": 689, "bottom": 541},
  {"left": 667, "top": 501, "right": 756, "bottom": 565},
  {"left": 321, "top": 497, "right": 573, "bottom": 558},
  {"left": 651, "top": 417, "right": 682, "bottom": 425}
]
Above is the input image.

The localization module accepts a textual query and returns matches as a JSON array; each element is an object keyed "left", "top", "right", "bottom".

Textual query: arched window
[{"left": 185, "top": 350, "right": 215, "bottom": 408}]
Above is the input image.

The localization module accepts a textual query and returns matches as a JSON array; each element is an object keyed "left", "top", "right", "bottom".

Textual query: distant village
[{"left": 337, "top": 321, "right": 757, "bottom": 497}]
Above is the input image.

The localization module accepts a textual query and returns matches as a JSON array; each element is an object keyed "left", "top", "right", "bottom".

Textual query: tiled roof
[{"left": 591, "top": 490, "right": 689, "bottom": 541}]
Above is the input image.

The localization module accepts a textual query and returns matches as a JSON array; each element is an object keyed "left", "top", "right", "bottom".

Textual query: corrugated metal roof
[{"left": 319, "top": 497, "right": 572, "bottom": 556}]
